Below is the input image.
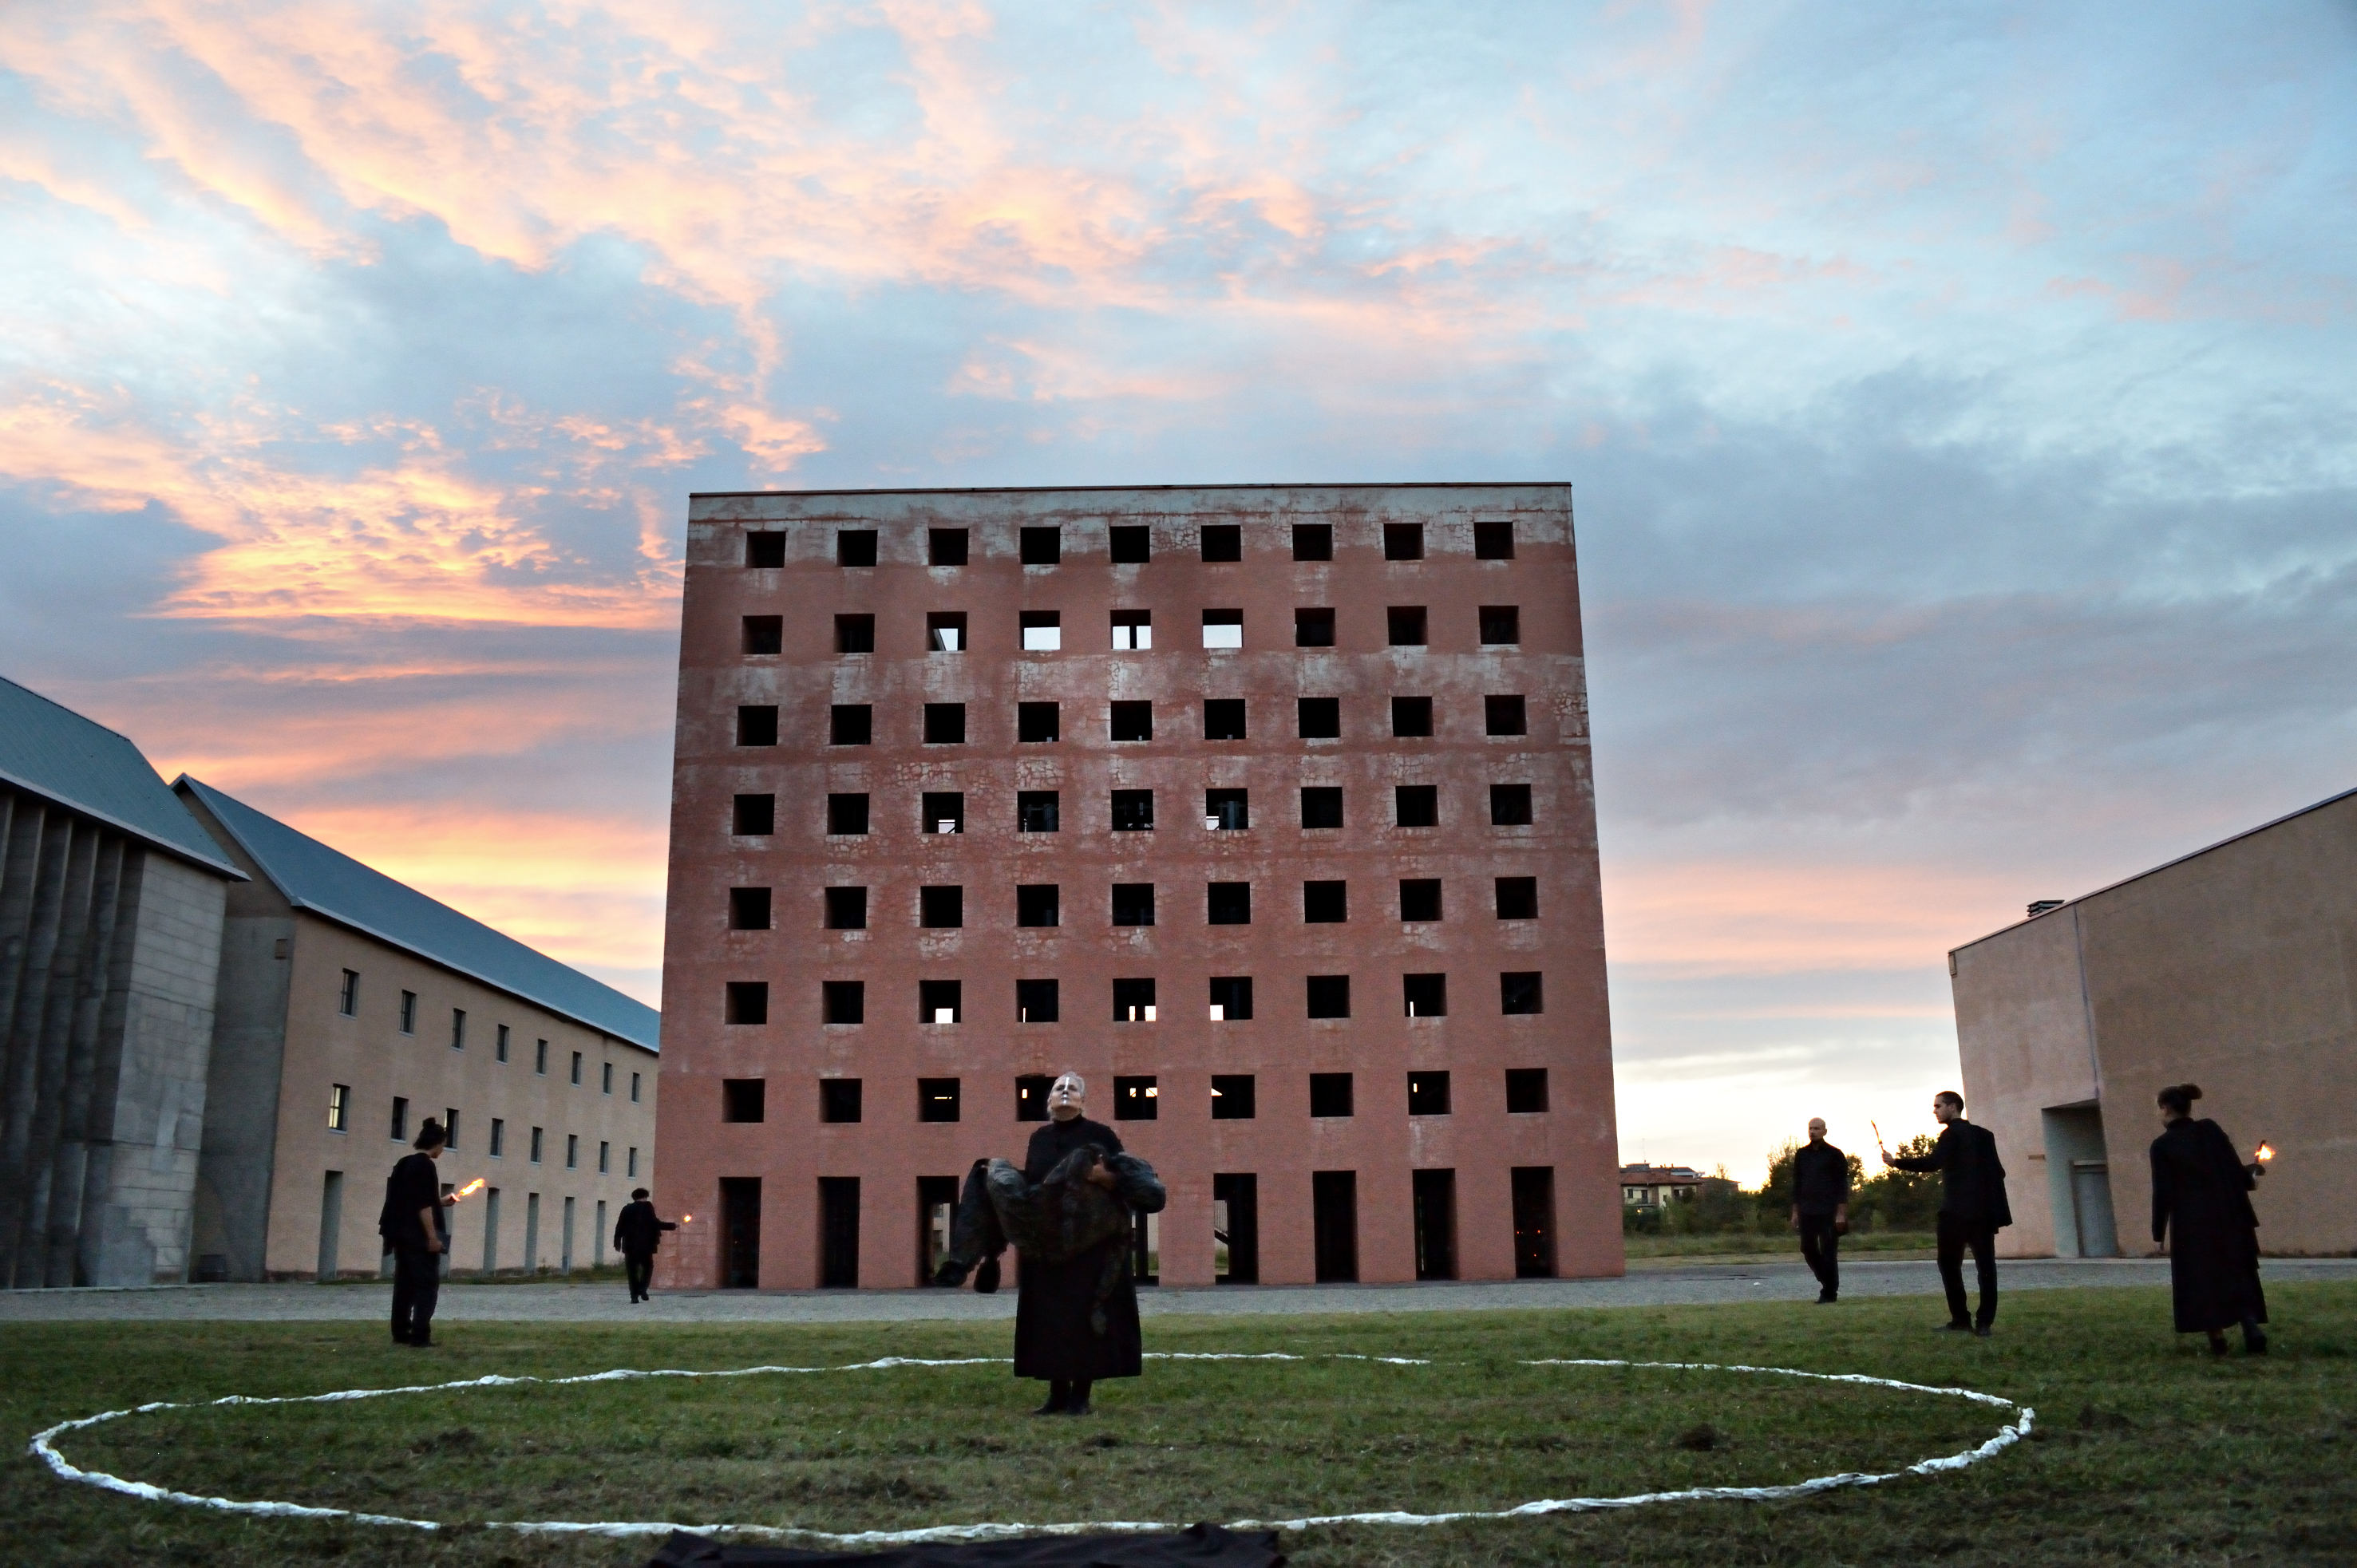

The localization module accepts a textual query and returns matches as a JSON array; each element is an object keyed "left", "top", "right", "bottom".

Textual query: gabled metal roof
[
  {"left": 0, "top": 675, "right": 243, "bottom": 877},
  {"left": 176, "top": 776, "right": 659, "bottom": 1052}
]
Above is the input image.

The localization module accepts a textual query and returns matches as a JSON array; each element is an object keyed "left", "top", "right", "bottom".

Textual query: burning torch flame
[
  {"left": 2256, "top": 1143, "right": 2275, "bottom": 1164},
  {"left": 682, "top": 1214, "right": 694, "bottom": 1225},
  {"left": 453, "top": 1178, "right": 486, "bottom": 1202},
  {"left": 1872, "top": 1119, "right": 1887, "bottom": 1151}
]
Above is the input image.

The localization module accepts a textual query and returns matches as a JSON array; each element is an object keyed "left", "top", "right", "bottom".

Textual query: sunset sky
[{"left": 4, "top": 2, "right": 2351, "bottom": 1182}]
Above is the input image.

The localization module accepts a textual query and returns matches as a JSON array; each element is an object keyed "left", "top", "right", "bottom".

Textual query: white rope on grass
[{"left": 29, "top": 1350, "right": 2033, "bottom": 1544}]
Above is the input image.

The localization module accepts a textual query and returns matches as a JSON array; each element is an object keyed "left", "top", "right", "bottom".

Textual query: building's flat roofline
[
  {"left": 691, "top": 480, "right": 1571, "bottom": 500},
  {"left": 1951, "top": 780, "right": 2357, "bottom": 957}
]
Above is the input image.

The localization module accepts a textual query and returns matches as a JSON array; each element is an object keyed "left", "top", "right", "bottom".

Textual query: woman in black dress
[
  {"left": 1015, "top": 1072, "right": 1142, "bottom": 1415},
  {"left": 2149, "top": 1083, "right": 2268, "bottom": 1355}
]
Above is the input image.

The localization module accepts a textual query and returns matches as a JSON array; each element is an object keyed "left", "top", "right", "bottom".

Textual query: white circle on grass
[{"left": 29, "top": 1352, "right": 2034, "bottom": 1545}]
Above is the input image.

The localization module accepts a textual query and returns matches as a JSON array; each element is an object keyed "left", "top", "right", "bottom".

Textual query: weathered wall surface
[
  {"left": 1953, "top": 789, "right": 2357, "bottom": 1259},
  {"left": 0, "top": 787, "right": 229, "bottom": 1286},
  {"left": 657, "top": 484, "right": 1621, "bottom": 1290}
]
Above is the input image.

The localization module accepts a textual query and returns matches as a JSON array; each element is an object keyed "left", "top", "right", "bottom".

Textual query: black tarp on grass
[{"left": 647, "top": 1523, "right": 1283, "bottom": 1567}]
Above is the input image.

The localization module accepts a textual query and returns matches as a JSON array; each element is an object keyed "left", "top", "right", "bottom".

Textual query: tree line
[{"left": 1623, "top": 1134, "right": 1944, "bottom": 1236}]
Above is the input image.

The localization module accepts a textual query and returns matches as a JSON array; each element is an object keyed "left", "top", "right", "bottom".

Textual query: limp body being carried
[{"left": 931, "top": 1072, "right": 1166, "bottom": 1415}]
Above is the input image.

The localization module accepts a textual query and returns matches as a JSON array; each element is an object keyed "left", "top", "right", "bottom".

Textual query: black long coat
[
  {"left": 1012, "top": 1116, "right": 1142, "bottom": 1382},
  {"left": 2150, "top": 1116, "right": 2267, "bottom": 1333}
]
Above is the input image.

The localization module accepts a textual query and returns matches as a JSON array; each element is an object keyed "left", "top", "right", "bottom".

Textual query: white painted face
[
  {"left": 1048, "top": 1073, "right": 1086, "bottom": 1120},
  {"left": 1806, "top": 1119, "right": 1827, "bottom": 1142}
]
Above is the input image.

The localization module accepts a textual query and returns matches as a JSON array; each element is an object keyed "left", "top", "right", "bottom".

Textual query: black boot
[
  {"left": 2242, "top": 1317, "right": 2268, "bottom": 1355},
  {"left": 1061, "top": 1379, "right": 1093, "bottom": 1416},
  {"left": 1032, "top": 1380, "right": 1070, "bottom": 1416}
]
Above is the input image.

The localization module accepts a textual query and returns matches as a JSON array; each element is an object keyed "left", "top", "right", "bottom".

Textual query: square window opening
[
  {"left": 738, "top": 705, "right": 780, "bottom": 747},
  {"left": 825, "top": 887, "right": 868, "bottom": 930},
  {"left": 1016, "top": 978, "right": 1060, "bottom": 1022},
  {"left": 1208, "top": 975, "right": 1253, "bottom": 1021},
  {"left": 1017, "top": 790, "right": 1060, "bottom": 832},
  {"left": 1479, "top": 605, "right": 1520, "bottom": 646},
  {"left": 1109, "top": 701, "right": 1153, "bottom": 741},
  {"left": 1485, "top": 694, "right": 1528, "bottom": 737},
  {"left": 1018, "top": 701, "right": 1060, "bottom": 742},
  {"left": 1015, "top": 885, "right": 1061, "bottom": 927},
  {"left": 746, "top": 531, "right": 786, "bottom": 568},
  {"left": 1474, "top": 521, "right": 1516, "bottom": 560},
  {"left": 1207, "top": 881, "right": 1252, "bottom": 925},
  {"left": 919, "top": 885, "right": 964, "bottom": 928},
  {"left": 1202, "top": 608, "right": 1243, "bottom": 650},
  {"left": 823, "top": 981, "right": 866, "bottom": 1025},
  {"left": 833, "top": 614, "right": 874, "bottom": 654},
  {"left": 1112, "top": 883, "right": 1157, "bottom": 927},
  {"left": 1015, "top": 1075, "right": 1053, "bottom": 1122},
  {"left": 1404, "top": 973, "right": 1448, "bottom": 1018},
  {"left": 1211, "top": 1074, "right": 1256, "bottom": 1120},
  {"left": 730, "top": 887, "right": 773, "bottom": 930},
  {"left": 1491, "top": 783, "right": 1533, "bottom": 825},
  {"left": 1297, "top": 697, "right": 1340, "bottom": 739},
  {"left": 734, "top": 793, "right": 777, "bottom": 835},
  {"left": 1205, "top": 788, "right": 1248, "bottom": 831},
  {"left": 744, "top": 615, "right": 785, "bottom": 655},
  {"left": 723, "top": 1078, "right": 768, "bottom": 1123},
  {"left": 1383, "top": 523, "right": 1425, "bottom": 560},
  {"left": 927, "top": 528, "right": 968, "bottom": 567},
  {"left": 1109, "top": 525, "right": 1151, "bottom": 563},
  {"left": 1399, "top": 879, "right": 1442, "bottom": 922},
  {"left": 1408, "top": 1071, "right": 1453, "bottom": 1116},
  {"left": 725, "top": 982, "right": 769, "bottom": 1025},
  {"left": 825, "top": 793, "right": 869, "bottom": 835},
  {"left": 921, "top": 791, "right": 965, "bottom": 835},
  {"left": 1505, "top": 1068, "right": 1550, "bottom": 1115},
  {"left": 1111, "top": 789, "right": 1156, "bottom": 831},
  {"left": 1295, "top": 607, "right": 1335, "bottom": 648},
  {"left": 1114, "top": 1076, "right": 1161, "bottom": 1120},
  {"left": 1200, "top": 524, "right": 1242, "bottom": 563},
  {"left": 1291, "top": 523, "right": 1333, "bottom": 562},
  {"left": 927, "top": 611, "right": 968, "bottom": 653},
  {"left": 1306, "top": 974, "right": 1351, "bottom": 1019},
  {"left": 829, "top": 705, "right": 872, "bottom": 746},
  {"left": 1203, "top": 698, "right": 1247, "bottom": 741},
  {"left": 1501, "top": 971, "right": 1544, "bottom": 1015},
  {"left": 1018, "top": 526, "right": 1061, "bottom": 566},
  {"left": 819, "top": 1078, "right": 862, "bottom": 1124},
  {"left": 1391, "top": 696, "right": 1434, "bottom": 737},
  {"left": 1496, "top": 877, "right": 1539, "bottom": 920},
  {"left": 1387, "top": 606, "right": 1428, "bottom": 646},
  {"left": 836, "top": 530, "right": 878, "bottom": 567},
  {"left": 1395, "top": 784, "right": 1439, "bottom": 827},
  {"left": 1020, "top": 610, "right": 1062, "bottom": 650},
  {"left": 919, "top": 978, "right": 963, "bottom": 1025},
  {"left": 1303, "top": 880, "right": 1347, "bottom": 923},
  {"left": 1300, "top": 787, "right": 1344, "bottom": 829},
  {"left": 923, "top": 702, "right": 967, "bottom": 744},
  {"left": 1113, "top": 978, "right": 1157, "bottom": 1022},
  {"left": 918, "top": 1077, "right": 963, "bottom": 1123},
  {"left": 1309, "top": 1072, "right": 1354, "bottom": 1117}
]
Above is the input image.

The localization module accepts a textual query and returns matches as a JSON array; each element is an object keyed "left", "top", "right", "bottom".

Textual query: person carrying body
[
  {"left": 1881, "top": 1090, "right": 2011, "bottom": 1337},
  {"left": 1013, "top": 1072, "right": 1144, "bottom": 1416},
  {"left": 2150, "top": 1083, "right": 2268, "bottom": 1356},
  {"left": 1790, "top": 1117, "right": 1850, "bottom": 1304},
  {"left": 613, "top": 1187, "right": 678, "bottom": 1304},
  {"left": 377, "top": 1119, "right": 456, "bottom": 1348}
]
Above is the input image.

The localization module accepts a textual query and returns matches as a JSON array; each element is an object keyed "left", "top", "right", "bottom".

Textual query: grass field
[
  {"left": 1621, "top": 1230, "right": 1939, "bottom": 1262},
  {"left": 5, "top": 1282, "right": 2352, "bottom": 1566}
]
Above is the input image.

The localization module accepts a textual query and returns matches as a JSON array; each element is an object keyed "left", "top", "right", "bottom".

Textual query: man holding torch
[{"left": 377, "top": 1118, "right": 457, "bottom": 1348}]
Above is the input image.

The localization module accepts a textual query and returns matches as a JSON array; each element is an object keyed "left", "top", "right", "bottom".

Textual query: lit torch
[
  {"left": 2255, "top": 1143, "right": 2275, "bottom": 1165},
  {"left": 451, "top": 1178, "right": 486, "bottom": 1203}
]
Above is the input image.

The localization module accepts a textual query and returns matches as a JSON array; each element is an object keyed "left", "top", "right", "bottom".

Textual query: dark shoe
[
  {"left": 1030, "top": 1397, "right": 1064, "bottom": 1416},
  {"left": 1973, "top": 1325, "right": 1993, "bottom": 1339},
  {"left": 1816, "top": 1292, "right": 1837, "bottom": 1305},
  {"left": 2209, "top": 1336, "right": 2231, "bottom": 1357},
  {"left": 1061, "top": 1398, "right": 1093, "bottom": 1416},
  {"left": 974, "top": 1257, "right": 1002, "bottom": 1294},
  {"left": 2244, "top": 1329, "right": 2268, "bottom": 1355}
]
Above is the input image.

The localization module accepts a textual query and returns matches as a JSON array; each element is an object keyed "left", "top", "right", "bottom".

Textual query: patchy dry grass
[{"left": 5, "top": 1282, "right": 2352, "bottom": 1566}]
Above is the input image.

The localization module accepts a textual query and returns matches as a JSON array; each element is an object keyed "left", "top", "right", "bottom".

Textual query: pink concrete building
[{"left": 655, "top": 484, "right": 1622, "bottom": 1290}]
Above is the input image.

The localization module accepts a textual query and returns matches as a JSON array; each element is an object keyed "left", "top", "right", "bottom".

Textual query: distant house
[{"left": 1619, "top": 1164, "right": 1703, "bottom": 1211}]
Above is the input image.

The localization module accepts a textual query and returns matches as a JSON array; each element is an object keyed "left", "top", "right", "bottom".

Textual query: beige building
[
  {"left": 1951, "top": 786, "right": 2357, "bottom": 1260},
  {"left": 174, "top": 778, "right": 662, "bottom": 1281}
]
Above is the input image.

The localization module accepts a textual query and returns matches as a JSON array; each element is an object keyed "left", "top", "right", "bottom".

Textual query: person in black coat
[
  {"left": 1883, "top": 1091, "right": 2011, "bottom": 1337},
  {"left": 2150, "top": 1082, "right": 2268, "bottom": 1355},
  {"left": 377, "top": 1119, "right": 455, "bottom": 1347},
  {"left": 613, "top": 1187, "right": 678, "bottom": 1303},
  {"left": 1014, "top": 1072, "right": 1141, "bottom": 1416},
  {"left": 1789, "top": 1118, "right": 1851, "bottom": 1304}
]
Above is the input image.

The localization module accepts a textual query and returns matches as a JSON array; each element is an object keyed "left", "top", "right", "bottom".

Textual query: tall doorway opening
[
  {"left": 1412, "top": 1168, "right": 1457, "bottom": 1280},
  {"left": 2041, "top": 1104, "right": 2118, "bottom": 1257},
  {"left": 917, "top": 1175, "right": 959, "bottom": 1285},
  {"left": 819, "top": 1177, "right": 860, "bottom": 1287},
  {"left": 1212, "top": 1173, "right": 1259, "bottom": 1282},
  {"left": 1312, "top": 1171, "right": 1358, "bottom": 1282},
  {"left": 719, "top": 1177, "right": 761, "bottom": 1287}
]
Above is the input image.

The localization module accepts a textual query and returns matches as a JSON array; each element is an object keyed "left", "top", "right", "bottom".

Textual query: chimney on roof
[{"left": 2027, "top": 899, "right": 2065, "bottom": 918}]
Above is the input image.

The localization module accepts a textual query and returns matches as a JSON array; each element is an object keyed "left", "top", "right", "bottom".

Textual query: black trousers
[
  {"left": 1936, "top": 1211, "right": 1999, "bottom": 1329},
  {"left": 391, "top": 1248, "right": 442, "bottom": 1344},
  {"left": 1797, "top": 1214, "right": 1840, "bottom": 1297},
  {"left": 626, "top": 1253, "right": 655, "bottom": 1301}
]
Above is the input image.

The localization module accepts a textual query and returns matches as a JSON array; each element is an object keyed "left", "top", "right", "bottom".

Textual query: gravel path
[{"left": 5, "top": 1256, "right": 2351, "bottom": 1325}]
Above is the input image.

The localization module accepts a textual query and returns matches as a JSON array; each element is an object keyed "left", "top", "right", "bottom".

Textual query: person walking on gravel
[
  {"left": 1790, "top": 1118, "right": 1851, "bottom": 1304},
  {"left": 614, "top": 1187, "right": 678, "bottom": 1304}
]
